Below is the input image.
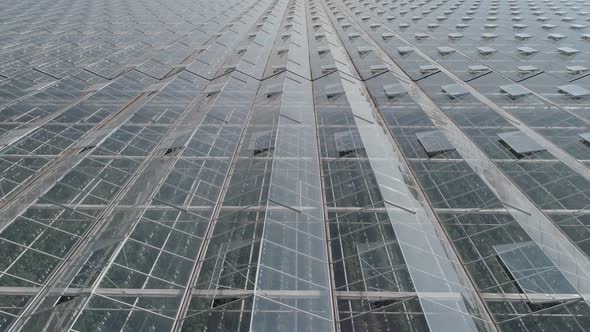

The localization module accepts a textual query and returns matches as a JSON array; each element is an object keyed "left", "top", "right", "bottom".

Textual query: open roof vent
[
  {"left": 441, "top": 84, "right": 470, "bottom": 99},
  {"left": 397, "top": 46, "right": 414, "bottom": 55},
  {"left": 500, "top": 84, "right": 532, "bottom": 99},
  {"left": 325, "top": 84, "right": 345, "bottom": 99},
  {"left": 547, "top": 33, "right": 566, "bottom": 40},
  {"left": 334, "top": 131, "right": 364, "bottom": 157},
  {"left": 566, "top": 66, "right": 589, "bottom": 74},
  {"left": 416, "top": 130, "right": 455, "bottom": 157},
  {"left": 557, "top": 47, "right": 580, "bottom": 56},
  {"left": 579, "top": 133, "right": 590, "bottom": 146},
  {"left": 558, "top": 84, "right": 590, "bottom": 99},
  {"left": 265, "top": 84, "right": 283, "bottom": 98},
  {"left": 517, "top": 65, "right": 539, "bottom": 74},
  {"left": 468, "top": 65, "right": 490, "bottom": 73},
  {"left": 517, "top": 47, "right": 539, "bottom": 55},
  {"left": 437, "top": 46, "right": 455, "bottom": 55},
  {"left": 419, "top": 64, "right": 439, "bottom": 74},
  {"left": 248, "top": 130, "right": 275, "bottom": 156},
  {"left": 478, "top": 46, "right": 497, "bottom": 55},
  {"left": 370, "top": 64, "right": 388, "bottom": 74},
  {"left": 498, "top": 131, "right": 545, "bottom": 157},
  {"left": 383, "top": 84, "right": 407, "bottom": 98}
]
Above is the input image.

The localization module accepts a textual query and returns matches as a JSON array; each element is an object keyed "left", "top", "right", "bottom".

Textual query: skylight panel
[
  {"left": 493, "top": 242, "right": 579, "bottom": 303},
  {"left": 381, "top": 32, "right": 395, "bottom": 39},
  {"left": 334, "top": 131, "right": 364, "bottom": 157},
  {"left": 437, "top": 46, "right": 455, "bottom": 55},
  {"left": 204, "top": 83, "right": 225, "bottom": 97},
  {"left": 468, "top": 65, "right": 490, "bottom": 73},
  {"left": 416, "top": 130, "right": 455, "bottom": 156},
  {"left": 513, "top": 23, "right": 528, "bottom": 29},
  {"left": 321, "top": 64, "right": 337, "bottom": 74},
  {"left": 397, "top": 46, "right": 414, "bottom": 54},
  {"left": 478, "top": 46, "right": 497, "bottom": 55},
  {"left": 500, "top": 84, "right": 532, "bottom": 98},
  {"left": 265, "top": 84, "right": 283, "bottom": 98},
  {"left": 383, "top": 84, "right": 407, "bottom": 98},
  {"left": 557, "top": 47, "right": 580, "bottom": 55},
  {"left": 348, "top": 32, "right": 360, "bottom": 39},
  {"left": 515, "top": 33, "right": 532, "bottom": 40},
  {"left": 248, "top": 130, "right": 275, "bottom": 155},
  {"left": 498, "top": 131, "right": 545, "bottom": 154},
  {"left": 441, "top": 84, "right": 470, "bottom": 98},
  {"left": 271, "top": 65, "right": 286, "bottom": 74},
  {"left": 415, "top": 32, "right": 429, "bottom": 40},
  {"left": 317, "top": 46, "right": 330, "bottom": 55},
  {"left": 566, "top": 66, "right": 589, "bottom": 74},
  {"left": 558, "top": 84, "right": 590, "bottom": 98},
  {"left": 370, "top": 64, "right": 388, "bottom": 73},
  {"left": 547, "top": 33, "right": 566, "bottom": 40},
  {"left": 325, "top": 84, "right": 345, "bottom": 99},
  {"left": 517, "top": 65, "right": 539, "bottom": 73},
  {"left": 160, "top": 128, "right": 193, "bottom": 154},
  {"left": 517, "top": 47, "right": 539, "bottom": 55},
  {"left": 357, "top": 46, "right": 373, "bottom": 55},
  {"left": 419, "top": 64, "right": 439, "bottom": 74},
  {"left": 578, "top": 132, "right": 590, "bottom": 143},
  {"left": 448, "top": 33, "right": 463, "bottom": 40}
]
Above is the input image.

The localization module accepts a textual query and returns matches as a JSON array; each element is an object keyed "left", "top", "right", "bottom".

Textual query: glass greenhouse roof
[{"left": 0, "top": 0, "right": 590, "bottom": 330}]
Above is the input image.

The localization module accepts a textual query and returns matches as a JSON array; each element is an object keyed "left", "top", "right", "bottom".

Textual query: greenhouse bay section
[{"left": 1, "top": 0, "right": 590, "bottom": 330}]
